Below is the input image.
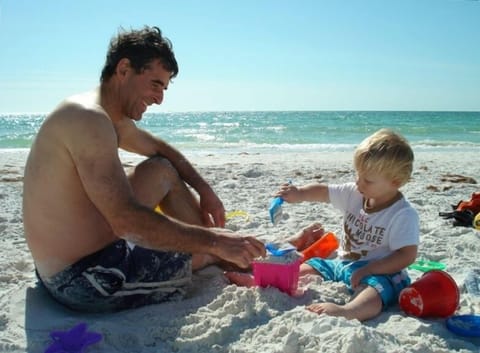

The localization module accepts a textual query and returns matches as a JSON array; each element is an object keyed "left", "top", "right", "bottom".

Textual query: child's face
[{"left": 355, "top": 170, "right": 399, "bottom": 200}]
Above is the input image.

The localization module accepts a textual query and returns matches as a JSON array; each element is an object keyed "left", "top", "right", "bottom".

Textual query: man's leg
[
  {"left": 128, "top": 156, "right": 204, "bottom": 225},
  {"left": 127, "top": 156, "right": 216, "bottom": 270}
]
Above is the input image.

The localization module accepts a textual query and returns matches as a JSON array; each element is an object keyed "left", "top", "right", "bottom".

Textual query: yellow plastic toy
[
  {"left": 474, "top": 212, "right": 480, "bottom": 230},
  {"left": 226, "top": 210, "right": 250, "bottom": 222}
]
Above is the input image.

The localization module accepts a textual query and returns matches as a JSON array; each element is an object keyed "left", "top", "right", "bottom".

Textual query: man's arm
[
  {"left": 115, "top": 118, "right": 225, "bottom": 227},
  {"left": 65, "top": 110, "right": 261, "bottom": 268}
]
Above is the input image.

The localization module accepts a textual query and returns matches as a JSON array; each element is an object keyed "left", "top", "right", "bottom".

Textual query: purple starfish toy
[{"left": 44, "top": 322, "right": 102, "bottom": 353}]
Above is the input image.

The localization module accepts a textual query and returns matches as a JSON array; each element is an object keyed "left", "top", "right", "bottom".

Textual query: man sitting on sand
[
  {"left": 22, "top": 26, "right": 267, "bottom": 312},
  {"left": 227, "top": 129, "right": 419, "bottom": 321}
]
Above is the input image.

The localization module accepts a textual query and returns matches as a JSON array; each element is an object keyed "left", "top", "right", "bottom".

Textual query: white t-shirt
[{"left": 328, "top": 182, "right": 419, "bottom": 261}]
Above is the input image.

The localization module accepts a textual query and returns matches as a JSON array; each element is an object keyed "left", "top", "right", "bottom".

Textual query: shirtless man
[{"left": 22, "top": 26, "right": 265, "bottom": 312}]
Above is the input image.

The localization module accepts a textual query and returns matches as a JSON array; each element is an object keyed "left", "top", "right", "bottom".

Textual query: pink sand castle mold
[{"left": 253, "top": 246, "right": 303, "bottom": 296}]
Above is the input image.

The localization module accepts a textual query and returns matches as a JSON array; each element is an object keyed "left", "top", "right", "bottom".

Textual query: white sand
[{"left": 1, "top": 149, "right": 479, "bottom": 353}]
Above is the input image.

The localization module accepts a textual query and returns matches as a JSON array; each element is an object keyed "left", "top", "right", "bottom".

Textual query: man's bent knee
[
  {"left": 129, "top": 156, "right": 182, "bottom": 208},
  {"left": 134, "top": 156, "right": 179, "bottom": 181}
]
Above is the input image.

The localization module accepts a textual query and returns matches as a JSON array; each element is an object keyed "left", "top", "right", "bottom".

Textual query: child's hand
[
  {"left": 276, "top": 183, "right": 301, "bottom": 203},
  {"left": 350, "top": 266, "right": 371, "bottom": 289}
]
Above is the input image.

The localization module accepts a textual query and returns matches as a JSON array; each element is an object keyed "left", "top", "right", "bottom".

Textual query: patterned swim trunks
[{"left": 37, "top": 240, "right": 192, "bottom": 312}]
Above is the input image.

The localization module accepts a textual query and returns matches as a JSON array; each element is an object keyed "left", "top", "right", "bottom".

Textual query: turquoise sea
[{"left": 1, "top": 111, "right": 479, "bottom": 155}]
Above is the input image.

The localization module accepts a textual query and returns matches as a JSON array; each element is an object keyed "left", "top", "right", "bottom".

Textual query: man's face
[{"left": 122, "top": 59, "right": 172, "bottom": 121}]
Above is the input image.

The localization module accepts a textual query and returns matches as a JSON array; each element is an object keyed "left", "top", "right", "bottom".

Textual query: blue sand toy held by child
[
  {"left": 269, "top": 180, "right": 292, "bottom": 225},
  {"left": 268, "top": 197, "right": 285, "bottom": 225}
]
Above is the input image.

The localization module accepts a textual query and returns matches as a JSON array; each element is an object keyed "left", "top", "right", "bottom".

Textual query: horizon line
[{"left": 1, "top": 109, "right": 480, "bottom": 115}]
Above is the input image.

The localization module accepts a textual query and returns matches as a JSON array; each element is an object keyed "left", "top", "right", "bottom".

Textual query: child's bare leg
[
  {"left": 307, "top": 285, "right": 382, "bottom": 321},
  {"left": 299, "top": 262, "right": 321, "bottom": 276}
]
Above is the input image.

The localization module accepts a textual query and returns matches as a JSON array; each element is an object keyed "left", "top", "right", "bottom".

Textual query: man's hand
[
  {"left": 200, "top": 191, "right": 226, "bottom": 228},
  {"left": 212, "top": 231, "right": 266, "bottom": 269}
]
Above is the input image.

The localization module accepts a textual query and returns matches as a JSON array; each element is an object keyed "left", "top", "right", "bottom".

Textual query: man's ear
[{"left": 116, "top": 58, "right": 131, "bottom": 78}]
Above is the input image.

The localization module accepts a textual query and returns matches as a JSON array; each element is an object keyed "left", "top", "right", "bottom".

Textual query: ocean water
[{"left": 1, "top": 111, "right": 479, "bottom": 155}]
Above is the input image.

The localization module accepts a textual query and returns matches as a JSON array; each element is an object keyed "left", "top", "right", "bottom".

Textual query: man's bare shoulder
[
  {"left": 51, "top": 92, "right": 108, "bottom": 123},
  {"left": 32, "top": 92, "right": 118, "bottom": 160},
  {"left": 42, "top": 93, "right": 114, "bottom": 139}
]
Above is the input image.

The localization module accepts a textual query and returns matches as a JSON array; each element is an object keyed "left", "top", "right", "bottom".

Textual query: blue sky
[{"left": 0, "top": 0, "right": 478, "bottom": 113}]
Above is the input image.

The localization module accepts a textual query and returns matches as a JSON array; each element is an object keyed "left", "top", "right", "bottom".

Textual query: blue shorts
[
  {"left": 37, "top": 240, "right": 192, "bottom": 312},
  {"left": 306, "top": 258, "right": 411, "bottom": 308}
]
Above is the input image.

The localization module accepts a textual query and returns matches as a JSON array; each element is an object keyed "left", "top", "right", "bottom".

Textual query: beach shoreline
[{"left": 1, "top": 149, "right": 479, "bottom": 353}]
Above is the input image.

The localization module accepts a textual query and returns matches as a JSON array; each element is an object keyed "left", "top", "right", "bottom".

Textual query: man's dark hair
[{"left": 100, "top": 26, "right": 179, "bottom": 82}]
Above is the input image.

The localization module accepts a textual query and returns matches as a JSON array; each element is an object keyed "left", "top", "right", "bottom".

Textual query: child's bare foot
[
  {"left": 307, "top": 302, "right": 352, "bottom": 319},
  {"left": 289, "top": 222, "right": 325, "bottom": 251},
  {"left": 224, "top": 271, "right": 256, "bottom": 287}
]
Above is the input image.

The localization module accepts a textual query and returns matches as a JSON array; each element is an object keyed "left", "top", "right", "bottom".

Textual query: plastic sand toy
[
  {"left": 301, "top": 232, "right": 339, "bottom": 261},
  {"left": 253, "top": 249, "right": 302, "bottom": 296},
  {"left": 446, "top": 315, "right": 480, "bottom": 337},
  {"left": 268, "top": 196, "right": 285, "bottom": 225},
  {"left": 269, "top": 180, "right": 292, "bottom": 225},
  {"left": 399, "top": 270, "right": 459, "bottom": 318},
  {"left": 265, "top": 242, "right": 296, "bottom": 256},
  {"left": 45, "top": 322, "right": 102, "bottom": 353},
  {"left": 226, "top": 210, "right": 250, "bottom": 222},
  {"left": 408, "top": 259, "right": 446, "bottom": 272}
]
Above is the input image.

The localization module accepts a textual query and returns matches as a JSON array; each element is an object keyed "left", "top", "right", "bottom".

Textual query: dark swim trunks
[{"left": 37, "top": 240, "right": 192, "bottom": 312}]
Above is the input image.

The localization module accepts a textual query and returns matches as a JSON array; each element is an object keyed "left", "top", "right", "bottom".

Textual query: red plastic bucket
[{"left": 399, "top": 270, "right": 459, "bottom": 318}]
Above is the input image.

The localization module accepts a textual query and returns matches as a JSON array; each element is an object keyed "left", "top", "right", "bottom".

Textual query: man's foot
[
  {"left": 192, "top": 254, "right": 218, "bottom": 271},
  {"left": 224, "top": 271, "right": 256, "bottom": 287}
]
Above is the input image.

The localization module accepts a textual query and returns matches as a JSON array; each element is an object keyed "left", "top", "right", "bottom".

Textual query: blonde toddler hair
[{"left": 354, "top": 129, "right": 414, "bottom": 186}]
